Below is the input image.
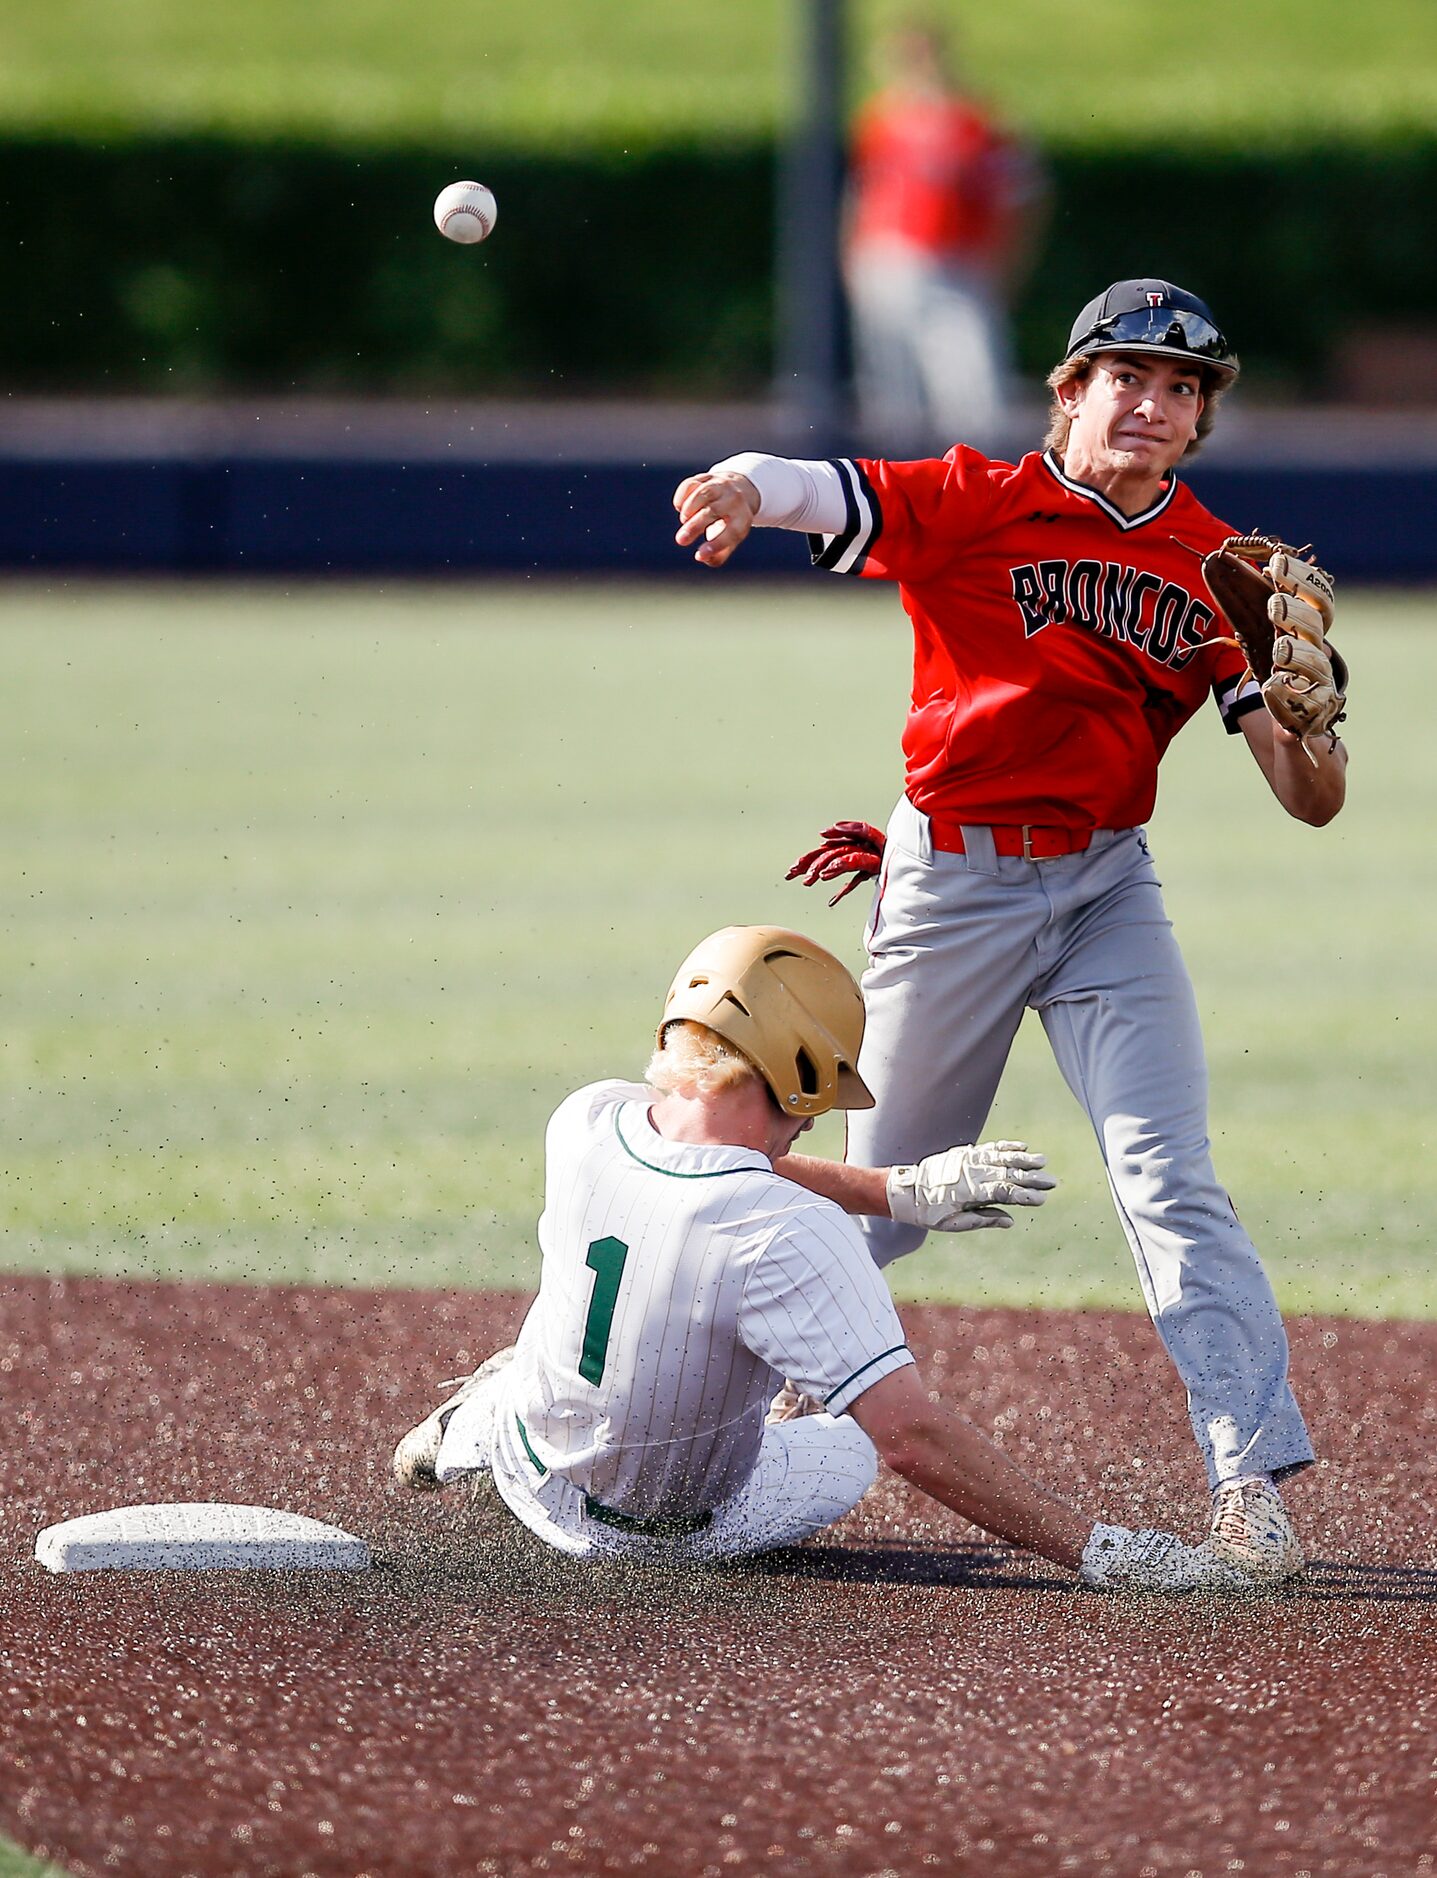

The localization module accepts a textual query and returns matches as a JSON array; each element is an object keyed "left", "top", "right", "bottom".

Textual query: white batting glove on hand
[
  {"left": 1080, "top": 1523, "right": 1251, "bottom": 1594},
  {"left": 885, "top": 1140, "right": 1056, "bottom": 1233}
]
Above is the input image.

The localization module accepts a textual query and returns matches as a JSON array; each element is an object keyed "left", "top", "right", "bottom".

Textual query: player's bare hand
[
  {"left": 886, "top": 1140, "right": 1057, "bottom": 1233},
  {"left": 673, "top": 471, "right": 760, "bottom": 567}
]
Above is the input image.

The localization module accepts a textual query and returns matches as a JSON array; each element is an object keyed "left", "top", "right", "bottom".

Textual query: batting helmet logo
[{"left": 1064, "top": 279, "right": 1238, "bottom": 380}]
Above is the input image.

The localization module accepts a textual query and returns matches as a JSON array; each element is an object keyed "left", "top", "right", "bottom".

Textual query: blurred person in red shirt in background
[{"left": 845, "top": 18, "right": 1047, "bottom": 450}]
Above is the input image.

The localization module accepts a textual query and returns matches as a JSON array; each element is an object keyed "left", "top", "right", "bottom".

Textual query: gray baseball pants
[{"left": 848, "top": 796, "right": 1314, "bottom": 1489}]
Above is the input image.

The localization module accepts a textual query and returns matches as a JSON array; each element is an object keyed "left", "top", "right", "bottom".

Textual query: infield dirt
[{"left": 2, "top": 1275, "right": 1435, "bottom": 1878}]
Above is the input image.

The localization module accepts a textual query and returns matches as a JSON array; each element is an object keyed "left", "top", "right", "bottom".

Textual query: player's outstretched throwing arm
[{"left": 673, "top": 456, "right": 851, "bottom": 568}]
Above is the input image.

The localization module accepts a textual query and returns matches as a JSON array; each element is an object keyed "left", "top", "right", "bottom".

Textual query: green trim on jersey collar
[{"left": 613, "top": 1105, "right": 768, "bottom": 1181}]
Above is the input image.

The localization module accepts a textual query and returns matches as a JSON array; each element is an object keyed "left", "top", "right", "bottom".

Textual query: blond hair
[
  {"left": 1042, "top": 353, "right": 1235, "bottom": 460},
  {"left": 645, "top": 1020, "right": 765, "bottom": 1101}
]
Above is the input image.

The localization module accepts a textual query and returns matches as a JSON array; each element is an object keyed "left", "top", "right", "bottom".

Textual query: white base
[{"left": 35, "top": 1502, "right": 370, "bottom": 1573}]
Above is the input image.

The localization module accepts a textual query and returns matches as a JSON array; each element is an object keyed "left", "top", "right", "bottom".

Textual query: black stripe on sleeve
[
  {"left": 1223, "top": 692, "right": 1267, "bottom": 733},
  {"left": 1213, "top": 672, "right": 1267, "bottom": 734},
  {"left": 809, "top": 459, "right": 862, "bottom": 571},
  {"left": 848, "top": 459, "right": 884, "bottom": 574},
  {"left": 823, "top": 1344, "right": 912, "bottom": 1408}
]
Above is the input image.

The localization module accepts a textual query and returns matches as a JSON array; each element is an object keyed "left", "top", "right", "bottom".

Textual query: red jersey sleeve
[{"left": 808, "top": 446, "right": 1006, "bottom": 586}]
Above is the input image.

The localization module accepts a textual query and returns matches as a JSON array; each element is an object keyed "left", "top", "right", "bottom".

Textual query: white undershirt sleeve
[{"left": 710, "top": 453, "right": 851, "bottom": 535}]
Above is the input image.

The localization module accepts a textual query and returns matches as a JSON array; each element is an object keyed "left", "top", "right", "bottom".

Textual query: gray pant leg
[
  {"left": 916, "top": 262, "right": 1011, "bottom": 447},
  {"left": 847, "top": 802, "right": 1038, "bottom": 1268},
  {"left": 1035, "top": 834, "right": 1314, "bottom": 1487},
  {"left": 846, "top": 247, "right": 932, "bottom": 453}
]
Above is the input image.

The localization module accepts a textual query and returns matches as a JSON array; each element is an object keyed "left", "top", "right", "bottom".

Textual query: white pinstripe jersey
[{"left": 498, "top": 1080, "right": 914, "bottom": 1519}]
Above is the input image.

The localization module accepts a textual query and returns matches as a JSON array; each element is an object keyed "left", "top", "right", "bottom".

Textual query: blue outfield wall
[{"left": 0, "top": 455, "right": 1433, "bottom": 581}]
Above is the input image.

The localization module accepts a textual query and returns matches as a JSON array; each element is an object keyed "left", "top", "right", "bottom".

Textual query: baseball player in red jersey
[{"left": 672, "top": 280, "right": 1350, "bottom": 1583}]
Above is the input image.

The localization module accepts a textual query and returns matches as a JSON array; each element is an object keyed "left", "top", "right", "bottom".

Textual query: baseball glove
[
  {"left": 1200, "top": 534, "right": 1348, "bottom": 748},
  {"left": 786, "top": 820, "right": 886, "bottom": 905}
]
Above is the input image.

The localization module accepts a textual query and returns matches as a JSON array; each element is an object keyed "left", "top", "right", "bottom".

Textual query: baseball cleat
[
  {"left": 766, "top": 1379, "right": 825, "bottom": 1425},
  {"left": 1209, "top": 1479, "right": 1305, "bottom": 1582},
  {"left": 1079, "top": 1523, "right": 1252, "bottom": 1594},
  {"left": 392, "top": 1346, "right": 516, "bottom": 1491}
]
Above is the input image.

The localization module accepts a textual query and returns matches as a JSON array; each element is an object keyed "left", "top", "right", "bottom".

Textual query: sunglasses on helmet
[{"left": 1071, "top": 304, "right": 1234, "bottom": 371}]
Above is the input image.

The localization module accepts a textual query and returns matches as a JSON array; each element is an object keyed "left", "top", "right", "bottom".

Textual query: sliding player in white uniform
[{"left": 394, "top": 926, "right": 1257, "bottom": 1590}]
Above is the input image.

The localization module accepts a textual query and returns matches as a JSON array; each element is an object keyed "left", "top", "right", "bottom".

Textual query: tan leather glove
[{"left": 1202, "top": 535, "right": 1347, "bottom": 746}]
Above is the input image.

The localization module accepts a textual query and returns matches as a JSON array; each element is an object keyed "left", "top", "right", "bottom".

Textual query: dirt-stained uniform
[{"left": 717, "top": 442, "right": 1316, "bottom": 1491}]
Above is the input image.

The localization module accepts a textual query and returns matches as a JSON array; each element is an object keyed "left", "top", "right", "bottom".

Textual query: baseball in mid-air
[{"left": 433, "top": 181, "right": 497, "bottom": 245}]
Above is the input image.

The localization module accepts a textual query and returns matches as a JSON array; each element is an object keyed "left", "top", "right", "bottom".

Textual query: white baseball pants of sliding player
[
  {"left": 438, "top": 1370, "right": 879, "bottom": 1563},
  {"left": 848, "top": 796, "right": 1315, "bottom": 1491}
]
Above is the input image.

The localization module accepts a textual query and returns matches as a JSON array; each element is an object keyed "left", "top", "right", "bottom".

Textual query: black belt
[{"left": 583, "top": 1494, "right": 713, "bottom": 1537}]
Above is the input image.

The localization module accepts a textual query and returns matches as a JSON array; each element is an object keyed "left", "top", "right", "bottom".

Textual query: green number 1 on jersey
[{"left": 579, "top": 1235, "right": 630, "bottom": 1385}]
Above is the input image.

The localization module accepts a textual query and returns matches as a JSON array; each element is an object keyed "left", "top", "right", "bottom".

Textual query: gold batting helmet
[{"left": 659, "top": 926, "right": 874, "bottom": 1117}]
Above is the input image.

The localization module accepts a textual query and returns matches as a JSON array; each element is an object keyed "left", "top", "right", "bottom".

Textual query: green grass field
[
  {"left": 3, "top": 580, "right": 1433, "bottom": 1316},
  {"left": 0, "top": 1843, "right": 64, "bottom": 1878},
  {"left": 2, "top": 0, "right": 1434, "bottom": 148}
]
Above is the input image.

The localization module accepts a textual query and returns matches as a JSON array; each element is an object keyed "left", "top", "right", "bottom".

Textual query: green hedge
[
  {"left": 1, "top": 139, "right": 774, "bottom": 394},
  {"left": 3, "top": 135, "right": 1434, "bottom": 395},
  {"left": 1027, "top": 145, "right": 1437, "bottom": 395}
]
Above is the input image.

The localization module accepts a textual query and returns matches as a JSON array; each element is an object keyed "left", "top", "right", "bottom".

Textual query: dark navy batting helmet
[{"left": 1065, "top": 279, "right": 1238, "bottom": 381}]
